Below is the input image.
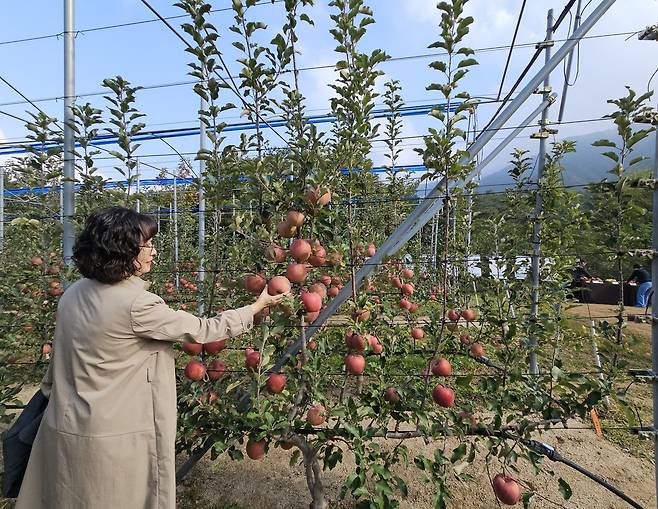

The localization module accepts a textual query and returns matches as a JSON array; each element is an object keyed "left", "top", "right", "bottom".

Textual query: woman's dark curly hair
[{"left": 73, "top": 207, "right": 158, "bottom": 284}]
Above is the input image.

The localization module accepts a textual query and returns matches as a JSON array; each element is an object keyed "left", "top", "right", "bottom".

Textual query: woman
[{"left": 16, "top": 207, "right": 286, "bottom": 509}]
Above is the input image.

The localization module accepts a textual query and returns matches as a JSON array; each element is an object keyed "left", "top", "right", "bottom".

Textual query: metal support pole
[
  {"left": 135, "top": 158, "right": 141, "bottom": 212},
  {"left": 173, "top": 175, "right": 179, "bottom": 289},
  {"left": 250, "top": 0, "right": 618, "bottom": 394},
  {"left": 0, "top": 165, "right": 4, "bottom": 252},
  {"left": 198, "top": 97, "right": 206, "bottom": 315},
  {"left": 59, "top": 178, "right": 63, "bottom": 224},
  {"left": 651, "top": 94, "right": 658, "bottom": 508},
  {"left": 529, "top": 9, "right": 554, "bottom": 375},
  {"left": 62, "top": 0, "right": 75, "bottom": 267},
  {"left": 558, "top": 0, "right": 582, "bottom": 122}
]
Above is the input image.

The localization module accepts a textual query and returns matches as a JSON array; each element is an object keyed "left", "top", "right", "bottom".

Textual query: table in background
[{"left": 573, "top": 281, "right": 638, "bottom": 307}]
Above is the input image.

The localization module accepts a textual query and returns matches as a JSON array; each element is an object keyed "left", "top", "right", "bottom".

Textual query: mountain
[{"left": 476, "top": 126, "right": 656, "bottom": 192}]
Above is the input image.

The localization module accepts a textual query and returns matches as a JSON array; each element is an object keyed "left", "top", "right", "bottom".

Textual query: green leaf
[{"left": 558, "top": 478, "right": 572, "bottom": 500}]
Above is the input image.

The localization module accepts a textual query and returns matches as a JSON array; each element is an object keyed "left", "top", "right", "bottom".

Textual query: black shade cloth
[{"left": 1, "top": 389, "right": 48, "bottom": 498}]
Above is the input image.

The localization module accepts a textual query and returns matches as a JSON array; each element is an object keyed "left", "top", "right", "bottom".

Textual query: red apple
[
  {"left": 384, "top": 387, "right": 400, "bottom": 403},
  {"left": 246, "top": 439, "right": 267, "bottom": 460},
  {"left": 184, "top": 360, "right": 206, "bottom": 381},
  {"left": 243, "top": 274, "right": 266, "bottom": 295},
  {"left": 245, "top": 351, "right": 260, "bottom": 371},
  {"left": 320, "top": 275, "right": 332, "bottom": 287},
  {"left": 390, "top": 276, "right": 402, "bottom": 289},
  {"left": 286, "top": 263, "right": 308, "bottom": 284},
  {"left": 327, "top": 286, "right": 340, "bottom": 297},
  {"left": 447, "top": 309, "right": 461, "bottom": 322},
  {"left": 307, "top": 404, "right": 327, "bottom": 426},
  {"left": 411, "top": 328, "right": 424, "bottom": 340},
  {"left": 409, "top": 302, "right": 419, "bottom": 313},
  {"left": 462, "top": 308, "right": 477, "bottom": 322},
  {"left": 301, "top": 291, "right": 322, "bottom": 313},
  {"left": 289, "top": 239, "right": 312, "bottom": 262},
  {"left": 492, "top": 474, "right": 522, "bottom": 505},
  {"left": 308, "top": 241, "right": 326, "bottom": 267},
  {"left": 308, "top": 283, "right": 327, "bottom": 299},
  {"left": 432, "top": 358, "right": 452, "bottom": 377},
  {"left": 277, "top": 220, "right": 297, "bottom": 238},
  {"left": 42, "top": 343, "right": 52, "bottom": 355},
  {"left": 204, "top": 340, "right": 226, "bottom": 355},
  {"left": 470, "top": 343, "right": 485, "bottom": 357},
  {"left": 432, "top": 384, "right": 455, "bottom": 407},
  {"left": 401, "top": 283, "right": 414, "bottom": 296},
  {"left": 366, "top": 243, "right": 376, "bottom": 257},
  {"left": 207, "top": 359, "right": 227, "bottom": 381},
  {"left": 286, "top": 210, "right": 305, "bottom": 228},
  {"left": 352, "top": 308, "right": 370, "bottom": 322},
  {"left": 30, "top": 256, "right": 44, "bottom": 267},
  {"left": 399, "top": 298, "right": 411, "bottom": 310},
  {"left": 268, "top": 276, "right": 291, "bottom": 295},
  {"left": 307, "top": 340, "right": 318, "bottom": 351},
  {"left": 402, "top": 268, "right": 414, "bottom": 279},
  {"left": 459, "top": 334, "right": 471, "bottom": 346},
  {"left": 345, "top": 354, "right": 366, "bottom": 374},
  {"left": 266, "top": 373, "right": 287, "bottom": 394},
  {"left": 265, "top": 243, "right": 286, "bottom": 263},
  {"left": 326, "top": 251, "right": 343, "bottom": 266},
  {"left": 182, "top": 343, "right": 203, "bottom": 355}
]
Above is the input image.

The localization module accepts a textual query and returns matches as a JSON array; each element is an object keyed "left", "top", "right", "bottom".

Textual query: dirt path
[{"left": 177, "top": 423, "right": 656, "bottom": 509}]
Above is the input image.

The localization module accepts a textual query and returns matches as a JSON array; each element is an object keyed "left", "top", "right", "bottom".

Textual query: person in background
[
  {"left": 572, "top": 259, "right": 593, "bottom": 282},
  {"left": 15, "top": 207, "right": 288, "bottom": 509},
  {"left": 627, "top": 263, "right": 652, "bottom": 308},
  {"left": 570, "top": 259, "right": 593, "bottom": 303}
]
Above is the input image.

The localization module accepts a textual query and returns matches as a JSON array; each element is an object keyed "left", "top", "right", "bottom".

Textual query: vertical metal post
[
  {"left": 135, "top": 158, "right": 141, "bottom": 213},
  {"left": 0, "top": 165, "right": 4, "bottom": 252},
  {"left": 529, "top": 9, "right": 554, "bottom": 375},
  {"left": 59, "top": 178, "right": 64, "bottom": 224},
  {"left": 62, "top": 0, "right": 75, "bottom": 266},
  {"left": 651, "top": 96, "right": 658, "bottom": 509},
  {"left": 173, "top": 172, "right": 179, "bottom": 289},
  {"left": 197, "top": 97, "right": 206, "bottom": 315},
  {"left": 558, "top": 0, "right": 582, "bottom": 122}
]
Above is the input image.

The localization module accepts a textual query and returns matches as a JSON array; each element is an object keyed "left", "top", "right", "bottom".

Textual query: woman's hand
[{"left": 250, "top": 286, "right": 290, "bottom": 315}]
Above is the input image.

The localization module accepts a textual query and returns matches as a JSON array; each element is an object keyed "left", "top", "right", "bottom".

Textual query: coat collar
[{"left": 125, "top": 275, "right": 152, "bottom": 290}]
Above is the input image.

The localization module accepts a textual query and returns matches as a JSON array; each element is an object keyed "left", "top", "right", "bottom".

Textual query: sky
[{"left": 0, "top": 0, "right": 656, "bottom": 183}]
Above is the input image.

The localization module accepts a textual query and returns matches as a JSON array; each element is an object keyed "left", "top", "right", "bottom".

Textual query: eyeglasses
[{"left": 140, "top": 242, "right": 155, "bottom": 251}]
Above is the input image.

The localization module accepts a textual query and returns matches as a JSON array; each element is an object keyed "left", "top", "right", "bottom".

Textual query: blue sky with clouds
[{"left": 0, "top": 0, "right": 656, "bottom": 181}]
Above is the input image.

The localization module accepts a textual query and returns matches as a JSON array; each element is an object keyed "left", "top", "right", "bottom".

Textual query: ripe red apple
[
  {"left": 492, "top": 474, "right": 522, "bottom": 505},
  {"left": 408, "top": 302, "right": 419, "bottom": 313},
  {"left": 345, "top": 354, "right": 366, "bottom": 374},
  {"left": 366, "top": 243, "right": 376, "bottom": 257},
  {"left": 432, "top": 358, "right": 452, "bottom": 377},
  {"left": 203, "top": 340, "right": 226, "bottom": 355},
  {"left": 286, "top": 263, "right": 308, "bottom": 283},
  {"left": 432, "top": 384, "right": 455, "bottom": 407},
  {"left": 462, "top": 308, "right": 477, "bottom": 322},
  {"left": 42, "top": 343, "right": 52, "bottom": 355},
  {"left": 308, "top": 283, "right": 327, "bottom": 299},
  {"left": 266, "top": 373, "right": 287, "bottom": 394},
  {"left": 402, "top": 268, "right": 414, "bottom": 279},
  {"left": 243, "top": 274, "right": 266, "bottom": 295},
  {"left": 390, "top": 276, "right": 402, "bottom": 289},
  {"left": 305, "top": 310, "right": 320, "bottom": 322},
  {"left": 207, "top": 359, "right": 227, "bottom": 381},
  {"left": 267, "top": 275, "right": 291, "bottom": 295},
  {"left": 345, "top": 333, "right": 366, "bottom": 351},
  {"left": 246, "top": 439, "right": 267, "bottom": 460},
  {"left": 459, "top": 334, "right": 471, "bottom": 345},
  {"left": 245, "top": 351, "right": 260, "bottom": 371},
  {"left": 301, "top": 291, "right": 322, "bottom": 312},
  {"left": 308, "top": 241, "right": 327, "bottom": 267},
  {"left": 352, "top": 308, "right": 370, "bottom": 322},
  {"left": 411, "top": 327, "right": 424, "bottom": 340},
  {"left": 45, "top": 264, "right": 60, "bottom": 275},
  {"left": 30, "top": 256, "right": 44, "bottom": 267},
  {"left": 447, "top": 309, "right": 461, "bottom": 322},
  {"left": 289, "top": 239, "right": 312, "bottom": 262},
  {"left": 286, "top": 210, "right": 305, "bottom": 228},
  {"left": 182, "top": 343, "right": 203, "bottom": 355},
  {"left": 184, "top": 360, "right": 206, "bottom": 381},
  {"left": 470, "top": 343, "right": 485, "bottom": 357},
  {"left": 320, "top": 275, "right": 332, "bottom": 287},
  {"left": 304, "top": 186, "right": 331, "bottom": 207},
  {"left": 307, "top": 340, "right": 318, "bottom": 351},
  {"left": 401, "top": 283, "right": 414, "bottom": 296},
  {"left": 265, "top": 243, "right": 286, "bottom": 263},
  {"left": 384, "top": 387, "right": 400, "bottom": 403},
  {"left": 327, "top": 286, "right": 339, "bottom": 297},
  {"left": 277, "top": 220, "right": 297, "bottom": 238},
  {"left": 307, "top": 404, "right": 327, "bottom": 426},
  {"left": 399, "top": 298, "right": 411, "bottom": 310}
]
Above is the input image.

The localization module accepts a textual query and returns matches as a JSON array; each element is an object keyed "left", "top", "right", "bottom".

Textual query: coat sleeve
[
  {"left": 40, "top": 356, "right": 54, "bottom": 399},
  {"left": 130, "top": 290, "right": 254, "bottom": 343}
]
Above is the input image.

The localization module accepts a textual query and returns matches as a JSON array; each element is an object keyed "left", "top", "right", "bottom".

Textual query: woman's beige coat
[{"left": 15, "top": 276, "right": 254, "bottom": 509}]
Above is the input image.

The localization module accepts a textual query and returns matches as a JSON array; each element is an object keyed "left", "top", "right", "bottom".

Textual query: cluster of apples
[
  {"left": 343, "top": 330, "right": 383, "bottom": 375},
  {"left": 182, "top": 339, "right": 227, "bottom": 382}
]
